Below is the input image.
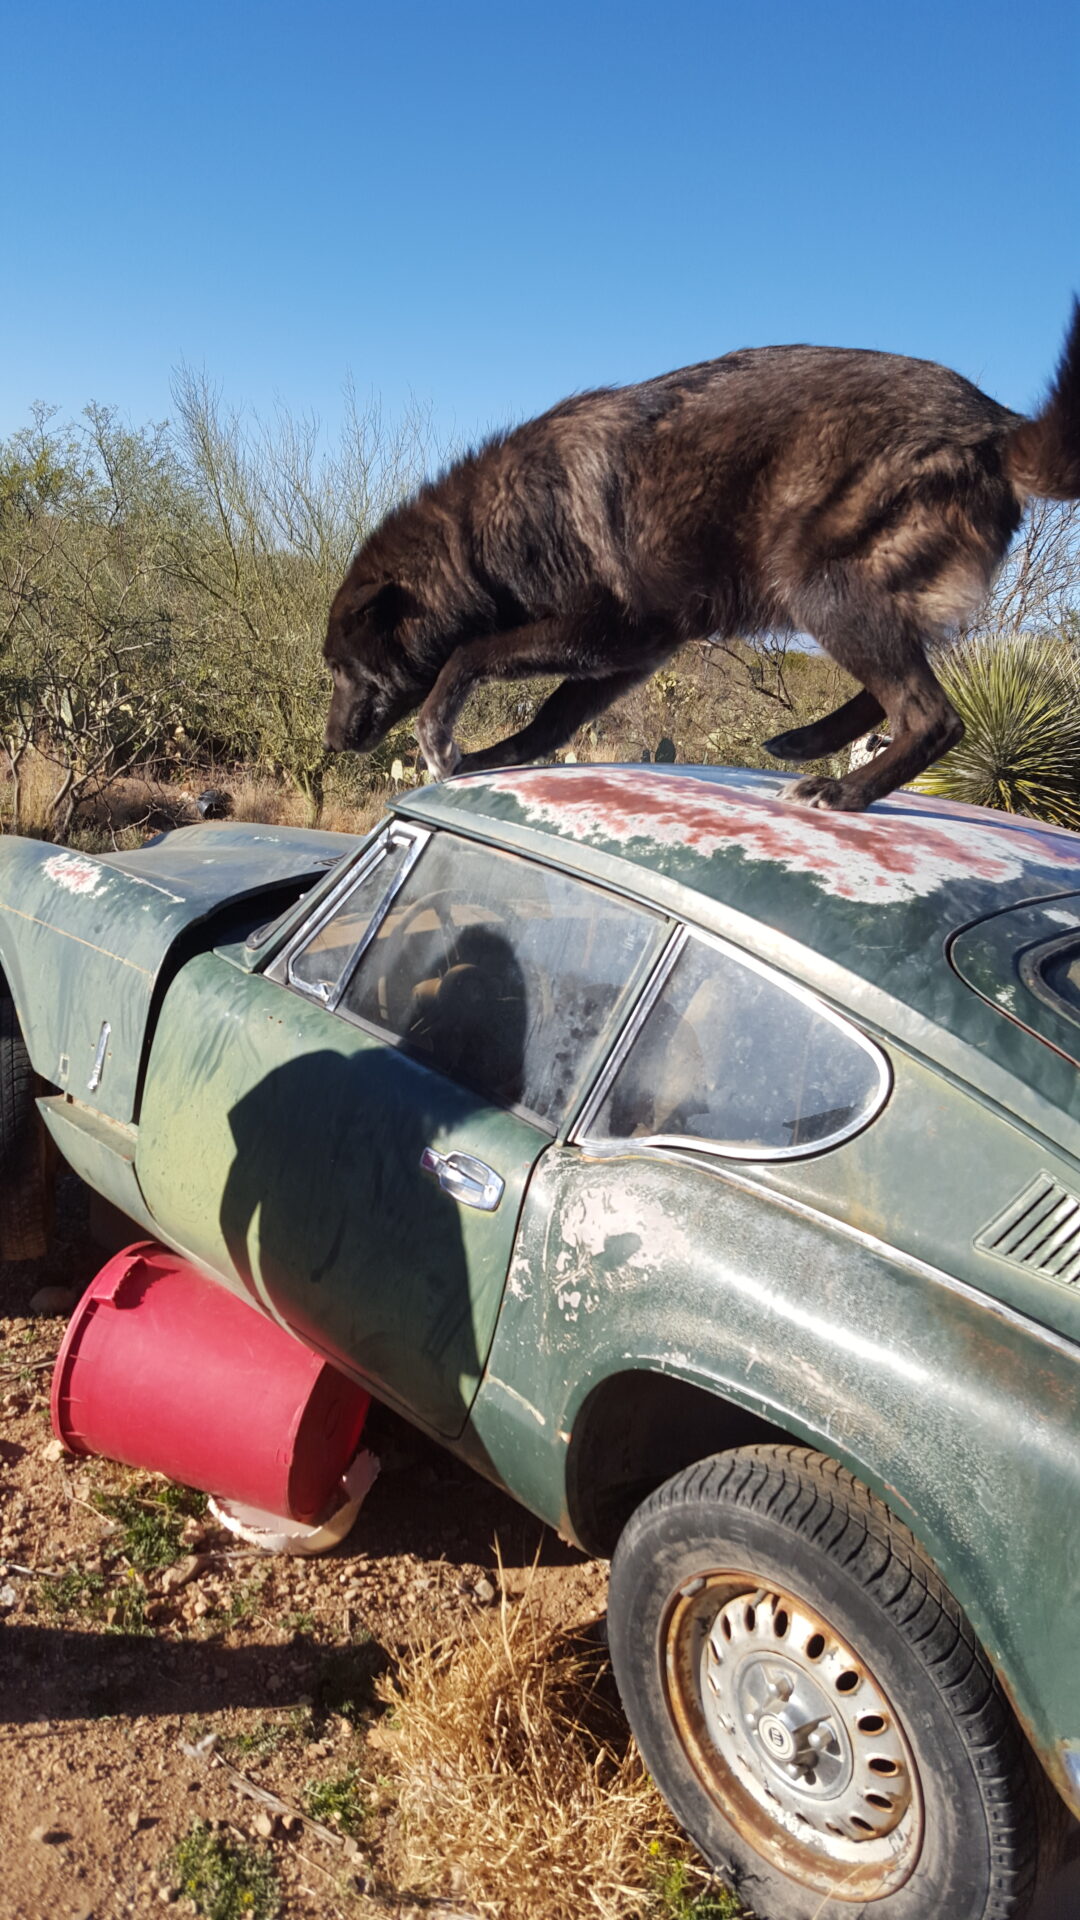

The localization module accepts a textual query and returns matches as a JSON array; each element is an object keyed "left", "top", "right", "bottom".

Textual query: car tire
[
  {"left": 608, "top": 1445, "right": 1064, "bottom": 1920},
  {"left": 0, "top": 985, "right": 51, "bottom": 1261}
]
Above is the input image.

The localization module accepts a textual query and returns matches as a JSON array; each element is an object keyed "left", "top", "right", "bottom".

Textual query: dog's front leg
[
  {"left": 416, "top": 624, "right": 559, "bottom": 779},
  {"left": 458, "top": 668, "right": 651, "bottom": 772}
]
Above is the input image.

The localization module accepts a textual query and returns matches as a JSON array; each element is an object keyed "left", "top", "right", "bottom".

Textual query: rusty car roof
[{"left": 402, "top": 764, "right": 1080, "bottom": 925}]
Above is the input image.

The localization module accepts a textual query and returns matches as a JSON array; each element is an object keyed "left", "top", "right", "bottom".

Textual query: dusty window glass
[
  {"left": 289, "top": 833, "right": 413, "bottom": 1001},
  {"left": 588, "top": 935, "right": 886, "bottom": 1156},
  {"left": 1037, "top": 942, "right": 1080, "bottom": 1020},
  {"left": 339, "top": 835, "right": 659, "bottom": 1129}
]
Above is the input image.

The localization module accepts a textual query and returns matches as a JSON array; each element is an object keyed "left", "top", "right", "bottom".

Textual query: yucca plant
[{"left": 914, "top": 633, "right": 1080, "bottom": 829}]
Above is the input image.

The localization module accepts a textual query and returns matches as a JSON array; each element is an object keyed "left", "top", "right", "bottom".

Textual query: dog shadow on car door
[{"left": 216, "top": 939, "right": 535, "bottom": 1440}]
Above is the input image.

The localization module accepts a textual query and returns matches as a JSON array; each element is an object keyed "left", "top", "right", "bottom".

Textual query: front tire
[{"left": 608, "top": 1446, "right": 1053, "bottom": 1919}]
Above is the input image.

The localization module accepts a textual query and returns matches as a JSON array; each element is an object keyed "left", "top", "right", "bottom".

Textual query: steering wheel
[{"left": 373, "top": 888, "right": 467, "bottom": 1034}]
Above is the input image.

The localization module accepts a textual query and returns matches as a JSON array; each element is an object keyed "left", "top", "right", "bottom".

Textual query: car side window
[
  {"left": 338, "top": 834, "right": 660, "bottom": 1130},
  {"left": 584, "top": 933, "right": 888, "bottom": 1158},
  {"left": 287, "top": 829, "right": 417, "bottom": 1002}
]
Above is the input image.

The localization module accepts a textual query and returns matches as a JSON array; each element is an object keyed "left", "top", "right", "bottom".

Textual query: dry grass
[
  {"left": 369, "top": 1566, "right": 742, "bottom": 1920},
  {"left": 0, "top": 748, "right": 391, "bottom": 846},
  {"left": 224, "top": 769, "right": 389, "bottom": 838},
  {"left": 0, "top": 746, "right": 66, "bottom": 836}
]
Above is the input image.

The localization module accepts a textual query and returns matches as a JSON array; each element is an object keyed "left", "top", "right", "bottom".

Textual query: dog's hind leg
[
  {"left": 783, "top": 588, "right": 962, "bottom": 811},
  {"left": 763, "top": 688, "right": 886, "bottom": 762},
  {"left": 457, "top": 669, "right": 651, "bottom": 773}
]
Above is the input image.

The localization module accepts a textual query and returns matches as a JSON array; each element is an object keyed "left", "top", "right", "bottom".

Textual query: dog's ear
[{"left": 337, "top": 580, "right": 419, "bottom": 643}]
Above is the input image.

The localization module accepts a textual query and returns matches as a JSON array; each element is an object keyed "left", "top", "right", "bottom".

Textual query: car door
[{"left": 135, "top": 824, "right": 661, "bottom": 1436}]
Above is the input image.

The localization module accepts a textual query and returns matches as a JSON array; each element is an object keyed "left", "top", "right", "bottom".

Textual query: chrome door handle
[{"left": 420, "top": 1147, "right": 504, "bottom": 1212}]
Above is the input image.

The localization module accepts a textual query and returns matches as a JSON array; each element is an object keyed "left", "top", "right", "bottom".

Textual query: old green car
[{"left": 3, "top": 763, "right": 1080, "bottom": 1919}]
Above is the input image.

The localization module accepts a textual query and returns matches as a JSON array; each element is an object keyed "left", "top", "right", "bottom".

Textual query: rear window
[
  {"left": 950, "top": 897, "right": 1080, "bottom": 1067},
  {"left": 580, "top": 930, "right": 889, "bottom": 1160},
  {"left": 1032, "top": 941, "right": 1080, "bottom": 1019}
]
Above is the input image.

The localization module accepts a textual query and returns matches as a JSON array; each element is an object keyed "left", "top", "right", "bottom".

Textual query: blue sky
[{"left": 3, "top": 0, "right": 1078, "bottom": 452}]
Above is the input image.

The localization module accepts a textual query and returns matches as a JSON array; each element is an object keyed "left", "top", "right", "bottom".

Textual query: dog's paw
[
  {"left": 788, "top": 775, "right": 867, "bottom": 812},
  {"left": 417, "top": 726, "right": 462, "bottom": 782},
  {"left": 762, "top": 728, "right": 802, "bottom": 760}
]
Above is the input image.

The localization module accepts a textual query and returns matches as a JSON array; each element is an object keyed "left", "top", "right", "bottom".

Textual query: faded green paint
[
  {"left": 134, "top": 954, "right": 547, "bottom": 1436},
  {"left": 951, "top": 896, "right": 1080, "bottom": 1063},
  {"left": 37, "top": 1096, "right": 156, "bottom": 1236},
  {"left": 748, "top": 1049, "right": 1080, "bottom": 1342},
  {"left": 0, "top": 822, "right": 366, "bottom": 1120},
  {"left": 467, "top": 1136, "right": 1080, "bottom": 1802}
]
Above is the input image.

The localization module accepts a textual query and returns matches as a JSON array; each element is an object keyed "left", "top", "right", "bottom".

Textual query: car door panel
[{"left": 136, "top": 954, "right": 547, "bottom": 1436}]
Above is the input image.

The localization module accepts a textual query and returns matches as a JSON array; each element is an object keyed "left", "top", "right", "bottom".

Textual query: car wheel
[
  {"left": 608, "top": 1445, "right": 1059, "bottom": 1920},
  {"left": 0, "top": 986, "right": 51, "bottom": 1260}
]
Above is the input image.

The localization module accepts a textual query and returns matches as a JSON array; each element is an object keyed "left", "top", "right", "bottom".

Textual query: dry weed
[
  {"left": 189, "top": 769, "right": 387, "bottom": 839},
  {"left": 224, "top": 771, "right": 310, "bottom": 826},
  {"left": 0, "top": 746, "right": 64, "bottom": 835},
  {"left": 0, "top": 749, "right": 391, "bottom": 845},
  {"left": 371, "top": 1566, "right": 739, "bottom": 1920}
]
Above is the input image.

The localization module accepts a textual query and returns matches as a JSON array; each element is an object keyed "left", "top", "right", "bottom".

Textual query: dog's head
[{"left": 323, "top": 577, "right": 430, "bottom": 753}]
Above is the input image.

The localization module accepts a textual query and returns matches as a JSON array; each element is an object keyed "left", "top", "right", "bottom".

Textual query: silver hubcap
[{"left": 666, "top": 1577, "right": 923, "bottom": 1897}]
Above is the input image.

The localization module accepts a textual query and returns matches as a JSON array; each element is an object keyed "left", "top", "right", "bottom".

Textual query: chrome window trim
[
  {"left": 1020, "top": 929, "right": 1080, "bottom": 1037},
  {"left": 274, "top": 823, "right": 430, "bottom": 1008},
  {"left": 569, "top": 924, "right": 688, "bottom": 1138},
  {"left": 573, "top": 924, "right": 892, "bottom": 1163}
]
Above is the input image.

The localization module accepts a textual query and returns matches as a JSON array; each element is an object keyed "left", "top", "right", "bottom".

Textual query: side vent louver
[{"left": 976, "top": 1174, "right": 1080, "bottom": 1286}]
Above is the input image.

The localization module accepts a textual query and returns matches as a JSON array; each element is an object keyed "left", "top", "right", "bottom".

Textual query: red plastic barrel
[{"left": 51, "top": 1242, "right": 370, "bottom": 1522}]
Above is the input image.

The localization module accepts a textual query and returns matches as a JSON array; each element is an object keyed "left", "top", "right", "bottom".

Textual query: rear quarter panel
[{"left": 468, "top": 1137, "right": 1080, "bottom": 1805}]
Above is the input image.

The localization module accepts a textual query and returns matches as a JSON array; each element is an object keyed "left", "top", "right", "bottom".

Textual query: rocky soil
[
  {"left": 4, "top": 1178, "right": 1079, "bottom": 1920},
  {"left": 0, "top": 1180, "right": 606, "bottom": 1919}
]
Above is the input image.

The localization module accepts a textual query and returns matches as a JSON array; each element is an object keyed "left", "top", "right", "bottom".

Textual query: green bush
[{"left": 915, "top": 634, "right": 1080, "bottom": 828}]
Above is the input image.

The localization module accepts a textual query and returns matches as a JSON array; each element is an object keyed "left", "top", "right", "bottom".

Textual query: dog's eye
[{"left": 337, "top": 602, "right": 372, "bottom": 641}]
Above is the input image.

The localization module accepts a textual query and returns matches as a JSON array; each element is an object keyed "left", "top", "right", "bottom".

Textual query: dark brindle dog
[{"left": 324, "top": 305, "right": 1080, "bottom": 810}]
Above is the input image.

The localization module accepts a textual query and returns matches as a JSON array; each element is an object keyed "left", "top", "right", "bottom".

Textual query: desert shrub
[{"left": 915, "top": 633, "right": 1080, "bottom": 827}]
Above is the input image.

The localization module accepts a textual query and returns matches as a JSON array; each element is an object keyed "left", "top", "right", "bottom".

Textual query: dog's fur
[{"left": 324, "top": 304, "right": 1080, "bottom": 810}]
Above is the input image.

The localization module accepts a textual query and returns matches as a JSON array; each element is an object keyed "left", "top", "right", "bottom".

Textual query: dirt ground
[
  {"left": 5, "top": 1180, "right": 1080, "bottom": 1920},
  {"left": 0, "top": 1181, "right": 608, "bottom": 1920}
]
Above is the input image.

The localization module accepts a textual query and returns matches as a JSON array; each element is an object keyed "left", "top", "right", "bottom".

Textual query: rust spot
[
  {"left": 456, "top": 769, "right": 1080, "bottom": 904},
  {"left": 992, "top": 1661, "right": 1080, "bottom": 1817}
]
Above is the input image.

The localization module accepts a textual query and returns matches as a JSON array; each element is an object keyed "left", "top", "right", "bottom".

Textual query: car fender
[{"left": 468, "top": 1143, "right": 1080, "bottom": 1808}]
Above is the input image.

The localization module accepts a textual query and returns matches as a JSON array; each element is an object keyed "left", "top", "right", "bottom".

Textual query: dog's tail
[{"left": 1005, "top": 299, "right": 1080, "bottom": 499}]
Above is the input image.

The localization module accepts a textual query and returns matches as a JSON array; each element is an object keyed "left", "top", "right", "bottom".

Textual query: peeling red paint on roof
[{"left": 452, "top": 768, "right": 1080, "bottom": 903}]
